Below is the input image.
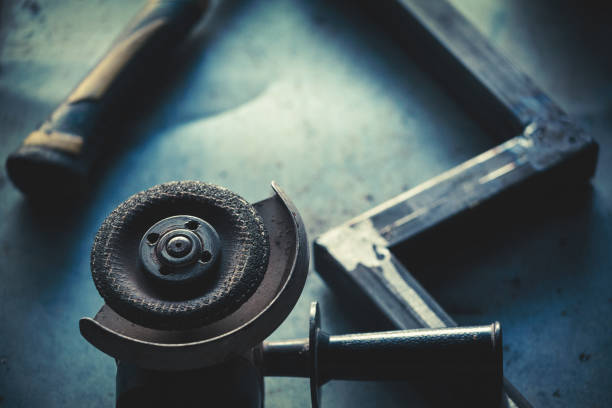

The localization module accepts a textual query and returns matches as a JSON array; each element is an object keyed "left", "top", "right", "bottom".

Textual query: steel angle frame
[{"left": 314, "top": 0, "right": 598, "bottom": 407}]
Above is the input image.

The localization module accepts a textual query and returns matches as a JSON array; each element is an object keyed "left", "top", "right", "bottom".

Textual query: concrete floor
[{"left": 0, "top": 0, "right": 610, "bottom": 407}]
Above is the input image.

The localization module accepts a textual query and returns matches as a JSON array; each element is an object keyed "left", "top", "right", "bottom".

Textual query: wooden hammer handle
[{"left": 6, "top": 0, "right": 211, "bottom": 197}]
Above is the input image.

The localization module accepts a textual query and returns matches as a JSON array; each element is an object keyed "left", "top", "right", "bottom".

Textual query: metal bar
[
  {"left": 314, "top": 0, "right": 599, "bottom": 407},
  {"left": 352, "top": 0, "right": 567, "bottom": 136}
]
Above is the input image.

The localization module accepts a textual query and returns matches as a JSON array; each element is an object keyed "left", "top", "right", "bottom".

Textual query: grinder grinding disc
[{"left": 91, "top": 181, "right": 269, "bottom": 330}]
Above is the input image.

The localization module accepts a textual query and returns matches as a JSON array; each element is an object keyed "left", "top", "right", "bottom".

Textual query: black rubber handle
[
  {"left": 6, "top": 0, "right": 210, "bottom": 197},
  {"left": 325, "top": 324, "right": 502, "bottom": 381},
  {"left": 263, "top": 304, "right": 503, "bottom": 407},
  {"left": 263, "top": 324, "right": 502, "bottom": 382}
]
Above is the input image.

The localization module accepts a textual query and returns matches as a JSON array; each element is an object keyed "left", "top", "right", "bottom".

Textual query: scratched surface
[{"left": 0, "top": 0, "right": 611, "bottom": 407}]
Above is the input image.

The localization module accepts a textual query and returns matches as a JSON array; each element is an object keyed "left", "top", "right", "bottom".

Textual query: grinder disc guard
[{"left": 80, "top": 181, "right": 309, "bottom": 371}]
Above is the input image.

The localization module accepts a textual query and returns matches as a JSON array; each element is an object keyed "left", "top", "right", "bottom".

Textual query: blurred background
[{"left": 0, "top": 0, "right": 611, "bottom": 406}]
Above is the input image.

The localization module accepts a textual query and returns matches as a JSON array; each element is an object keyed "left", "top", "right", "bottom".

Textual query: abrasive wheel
[{"left": 91, "top": 181, "right": 269, "bottom": 330}]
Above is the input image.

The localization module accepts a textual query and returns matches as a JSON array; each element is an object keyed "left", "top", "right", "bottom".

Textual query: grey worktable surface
[{"left": 0, "top": 0, "right": 611, "bottom": 407}]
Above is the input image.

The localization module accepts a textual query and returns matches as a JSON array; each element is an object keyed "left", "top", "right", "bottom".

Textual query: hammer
[{"left": 6, "top": 0, "right": 211, "bottom": 197}]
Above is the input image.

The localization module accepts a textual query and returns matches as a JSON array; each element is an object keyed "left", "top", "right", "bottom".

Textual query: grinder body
[{"left": 116, "top": 356, "right": 264, "bottom": 408}]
